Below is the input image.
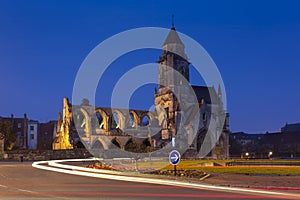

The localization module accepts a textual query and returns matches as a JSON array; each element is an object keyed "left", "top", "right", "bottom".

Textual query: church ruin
[{"left": 53, "top": 25, "right": 230, "bottom": 159}]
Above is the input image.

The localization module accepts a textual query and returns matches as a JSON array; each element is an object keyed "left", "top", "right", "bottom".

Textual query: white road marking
[
  {"left": 32, "top": 159, "right": 300, "bottom": 199},
  {"left": 0, "top": 184, "right": 8, "bottom": 188},
  {"left": 17, "top": 188, "right": 35, "bottom": 193}
]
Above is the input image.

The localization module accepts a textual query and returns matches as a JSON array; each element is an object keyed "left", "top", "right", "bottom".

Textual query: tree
[{"left": 0, "top": 121, "right": 15, "bottom": 150}]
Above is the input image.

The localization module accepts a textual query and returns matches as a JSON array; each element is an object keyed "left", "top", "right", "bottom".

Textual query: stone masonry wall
[{"left": 2, "top": 149, "right": 92, "bottom": 161}]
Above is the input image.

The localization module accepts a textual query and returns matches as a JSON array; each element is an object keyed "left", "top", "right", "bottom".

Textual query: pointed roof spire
[
  {"left": 163, "top": 15, "right": 183, "bottom": 46},
  {"left": 171, "top": 14, "right": 175, "bottom": 29}
]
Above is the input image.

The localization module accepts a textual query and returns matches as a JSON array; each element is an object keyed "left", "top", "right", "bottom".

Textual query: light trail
[{"left": 32, "top": 159, "right": 300, "bottom": 199}]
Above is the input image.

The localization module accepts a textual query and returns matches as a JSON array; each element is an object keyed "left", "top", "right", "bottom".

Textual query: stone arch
[
  {"left": 128, "top": 111, "right": 139, "bottom": 128},
  {"left": 95, "top": 108, "right": 109, "bottom": 130},
  {"left": 80, "top": 108, "right": 91, "bottom": 137},
  {"left": 111, "top": 137, "right": 121, "bottom": 149},
  {"left": 73, "top": 107, "right": 91, "bottom": 137},
  {"left": 91, "top": 137, "right": 109, "bottom": 150},
  {"left": 141, "top": 114, "right": 150, "bottom": 126},
  {"left": 73, "top": 110, "right": 85, "bottom": 128},
  {"left": 110, "top": 110, "right": 125, "bottom": 130},
  {"left": 124, "top": 138, "right": 138, "bottom": 152},
  {"left": 147, "top": 112, "right": 155, "bottom": 121},
  {"left": 143, "top": 138, "right": 152, "bottom": 147},
  {"left": 92, "top": 140, "right": 104, "bottom": 149}
]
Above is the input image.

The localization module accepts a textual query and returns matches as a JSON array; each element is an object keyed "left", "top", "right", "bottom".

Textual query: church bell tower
[{"left": 155, "top": 24, "right": 190, "bottom": 141}]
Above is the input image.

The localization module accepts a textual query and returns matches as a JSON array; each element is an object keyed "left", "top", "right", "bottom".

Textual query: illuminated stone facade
[{"left": 53, "top": 26, "right": 230, "bottom": 159}]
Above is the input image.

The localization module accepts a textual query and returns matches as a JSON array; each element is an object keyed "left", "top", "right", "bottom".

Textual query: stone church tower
[
  {"left": 154, "top": 24, "right": 190, "bottom": 141},
  {"left": 155, "top": 25, "right": 230, "bottom": 158}
]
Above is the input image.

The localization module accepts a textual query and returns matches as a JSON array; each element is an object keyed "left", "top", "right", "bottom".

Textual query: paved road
[{"left": 0, "top": 162, "right": 296, "bottom": 200}]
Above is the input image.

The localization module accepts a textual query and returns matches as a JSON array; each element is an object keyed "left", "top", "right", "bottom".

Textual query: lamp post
[
  {"left": 268, "top": 151, "right": 273, "bottom": 159},
  {"left": 245, "top": 152, "right": 249, "bottom": 160}
]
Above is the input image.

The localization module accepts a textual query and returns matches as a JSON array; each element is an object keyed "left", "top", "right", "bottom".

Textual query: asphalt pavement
[{"left": 0, "top": 161, "right": 297, "bottom": 200}]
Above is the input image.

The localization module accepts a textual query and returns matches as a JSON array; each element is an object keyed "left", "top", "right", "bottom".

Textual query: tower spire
[{"left": 171, "top": 14, "right": 174, "bottom": 28}]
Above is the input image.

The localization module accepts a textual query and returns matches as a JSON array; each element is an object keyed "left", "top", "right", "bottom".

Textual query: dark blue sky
[{"left": 1, "top": 0, "right": 300, "bottom": 133}]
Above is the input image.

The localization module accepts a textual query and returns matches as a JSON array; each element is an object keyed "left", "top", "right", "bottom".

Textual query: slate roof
[{"left": 163, "top": 25, "right": 184, "bottom": 46}]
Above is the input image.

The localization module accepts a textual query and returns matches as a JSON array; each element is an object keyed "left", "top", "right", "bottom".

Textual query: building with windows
[
  {"left": 0, "top": 114, "right": 28, "bottom": 149},
  {"left": 0, "top": 114, "right": 57, "bottom": 150},
  {"left": 230, "top": 123, "right": 300, "bottom": 158},
  {"left": 27, "top": 120, "right": 38, "bottom": 149},
  {"left": 37, "top": 121, "right": 57, "bottom": 150}
]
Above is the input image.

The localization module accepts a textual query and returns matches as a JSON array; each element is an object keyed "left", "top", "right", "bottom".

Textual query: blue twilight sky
[{"left": 0, "top": 0, "right": 300, "bottom": 133}]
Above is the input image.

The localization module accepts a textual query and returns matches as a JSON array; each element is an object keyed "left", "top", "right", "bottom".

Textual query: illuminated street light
[
  {"left": 268, "top": 151, "right": 273, "bottom": 159},
  {"left": 245, "top": 152, "right": 249, "bottom": 159}
]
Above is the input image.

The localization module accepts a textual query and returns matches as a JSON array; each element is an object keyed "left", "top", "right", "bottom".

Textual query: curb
[{"left": 32, "top": 159, "right": 300, "bottom": 199}]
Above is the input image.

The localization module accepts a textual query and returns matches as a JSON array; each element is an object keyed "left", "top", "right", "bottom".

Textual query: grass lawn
[
  {"left": 116, "top": 159, "right": 300, "bottom": 175},
  {"left": 155, "top": 159, "right": 300, "bottom": 175}
]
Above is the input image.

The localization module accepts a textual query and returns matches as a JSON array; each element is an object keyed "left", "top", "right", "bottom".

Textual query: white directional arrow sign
[
  {"left": 169, "top": 150, "right": 181, "bottom": 165},
  {"left": 170, "top": 154, "right": 179, "bottom": 162}
]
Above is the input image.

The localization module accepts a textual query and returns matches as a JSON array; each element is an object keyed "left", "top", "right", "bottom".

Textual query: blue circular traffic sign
[{"left": 169, "top": 150, "right": 181, "bottom": 165}]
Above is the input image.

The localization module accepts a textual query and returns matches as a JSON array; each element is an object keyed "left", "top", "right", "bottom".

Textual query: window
[
  {"left": 17, "top": 123, "right": 21, "bottom": 128},
  {"left": 202, "top": 112, "right": 206, "bottom": 121},
  {"left": 111, "top": 112, "right": 120, "bottom": 129},
  {"left": 74, "top": 111, "right": 86, "bottom": 128},
  {"left": 164, "top": 107, "right": 169, "bottom": 119},
  {"left": 129, "top": 113, "right": 135, "bottom": 128},
  {"left": 30, "top": 134, "right": 34, "bottom": 140},
  {"left": 96, "top": 112, "right": 104, "bottom": 129},
  {"left": 30, "top": 125, "right": 34, "bottom": 131},
  {"left": 16, "top": 132, "right": 21, "bottom": 146},
  {"left": 179, "top": 68, "right": 185, "bottom": 85},
  {"left": 141, "top": 115, "right": 150, "bottom": 126}
]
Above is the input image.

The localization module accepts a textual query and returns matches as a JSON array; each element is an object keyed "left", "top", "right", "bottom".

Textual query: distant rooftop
[{"left": 281, "top": 123, "right": 300, "bottom": 132}]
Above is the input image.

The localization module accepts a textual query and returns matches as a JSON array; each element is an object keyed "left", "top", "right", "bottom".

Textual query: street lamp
[
  {"left": 245, "top": 152, "right": 249, "bottom": 159},
  {"left": 268, "top": 151, "right": 273, "bottom": 159}
]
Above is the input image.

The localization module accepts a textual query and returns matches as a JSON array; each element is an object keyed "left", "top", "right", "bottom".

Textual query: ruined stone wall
[
  {"left": 2, "top": 149, "right": 92, "bottom": 161},
  {"left": 0, "top": 139, "right": 4, "bottom": 159}
]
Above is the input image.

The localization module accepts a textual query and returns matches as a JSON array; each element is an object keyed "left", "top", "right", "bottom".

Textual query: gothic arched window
[
  {"left": 96, "top": 112, "right": 105, "bottom": 129},
  {"left": 141, "top": 115, "right": 150, "bottom": 126},
  {"left": 111, "top": 112, "right": 120, "bottom": 129},
  {"left": 129, "top": 113, "right": 136, "bottom": 128}
]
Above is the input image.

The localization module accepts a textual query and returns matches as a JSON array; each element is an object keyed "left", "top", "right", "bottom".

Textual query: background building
[
  {"left": 0, "top": 114, "right": 28, "bottom": 149},
  {"left": 37, "top": 121, "right": 57, "bottom": 150},
  {"left": 0, "top": 114, "right": 57, "bottom": 150},
  {"left": 27, "top": 120, "right": 38, "bottom": 149},
  {"left": 231, "top": 122, "right": 300, "bottom": 158}
]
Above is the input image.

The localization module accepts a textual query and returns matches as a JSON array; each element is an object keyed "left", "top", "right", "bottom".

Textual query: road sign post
[{"left": 169, "top": 150, "right": 181, "bottom": 176}]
